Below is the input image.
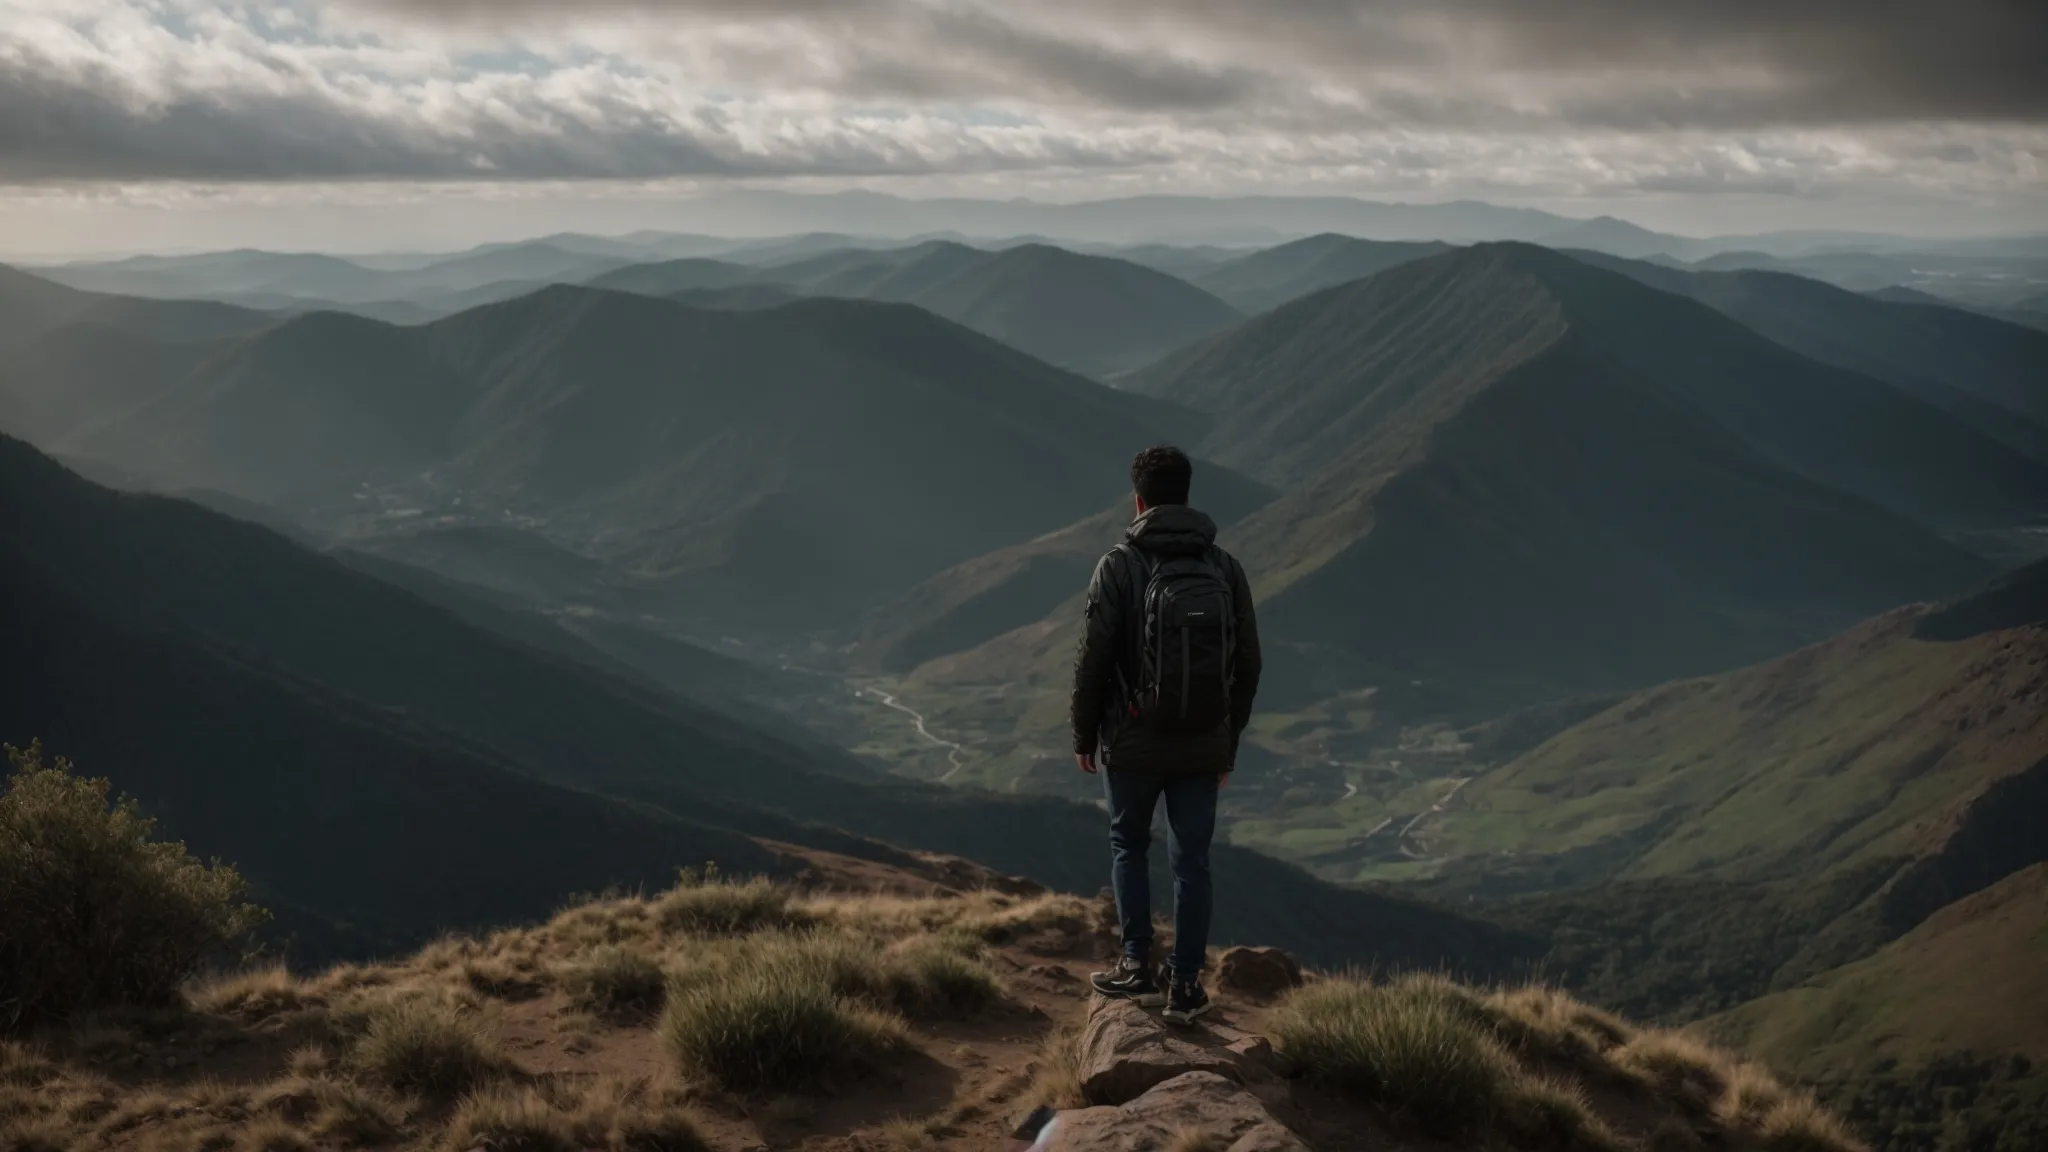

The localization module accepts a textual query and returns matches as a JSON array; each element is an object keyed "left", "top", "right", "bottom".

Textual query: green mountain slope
[
  {"left": 1121, "top": 243, "right": 2024, "bottom": 706},
  {"left": 1192, "top": 234, "right": 1452, "bottom": 312},
  {"left": 68, "top": 287, "right": 1200, "bottom": 628},
  {"left": 0, "top": 433, "right": 1531, "bottom": 973},
  {"left": 1709, "top": 863, "right": 2048, "bottom": 1073},
  {"left": 1442, "top": 558, "right": 2048, "bottom": 890},
  {"left": 1566, "top": 251, "right": 2048, "bottom": 457}
]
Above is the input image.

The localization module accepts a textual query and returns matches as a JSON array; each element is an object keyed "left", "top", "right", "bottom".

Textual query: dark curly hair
[{"left": 1131, "top": 445, "right": 1193, "bottom": 507}]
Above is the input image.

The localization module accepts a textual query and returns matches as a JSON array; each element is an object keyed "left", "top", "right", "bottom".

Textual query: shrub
[
  {"left": 659, "top": 967, "right": 904, "bottom": 1094},
  {"left": 0, "top": 743, "right": 268, "bottom": 1030},
  {"left": 654, "top": 872, "right": 797, "bottom": 936},
  {"left": 348, "top": 998, "right": 508, "bottom": 1097},
  {"left": 560, "top": 947, "right": 667, "bottom": 1021},
  {"left": 1270, "top": 974, "right": 1519, "bottom": 1139}
]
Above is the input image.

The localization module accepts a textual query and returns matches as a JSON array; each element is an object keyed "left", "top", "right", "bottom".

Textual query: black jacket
[{"left": 1071, "top": 505, "right": 1261, "bottom": 775}]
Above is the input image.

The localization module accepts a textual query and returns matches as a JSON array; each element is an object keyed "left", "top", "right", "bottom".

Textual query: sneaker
[
  {"left": 1090, "top": 957, "right": 1165, "bottom": 1006},
  {"left": 1161, "top": 973, "right": 1213, "bottom": 1025}
]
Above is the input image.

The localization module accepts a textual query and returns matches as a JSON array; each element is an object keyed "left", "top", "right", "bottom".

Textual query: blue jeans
[{"left": 1105, "top": 769, "right": 1218, "bottom": 978}]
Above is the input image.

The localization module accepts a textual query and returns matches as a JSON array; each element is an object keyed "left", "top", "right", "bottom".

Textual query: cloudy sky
[{"left": 2, "top": 0, "right": 2043, "bottom": 255}]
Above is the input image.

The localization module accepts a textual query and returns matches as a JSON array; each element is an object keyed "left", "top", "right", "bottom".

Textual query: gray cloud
[
  {"left": 0, "top": 0, "right": 2040, "bottom": 191},
  {"left": 358, "top": 0, "right": 2048, "bottom": 125}
]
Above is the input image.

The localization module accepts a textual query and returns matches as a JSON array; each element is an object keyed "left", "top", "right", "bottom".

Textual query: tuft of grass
[
  {"left": 445, "top": 1086, "right": 579, "bottom": 1152},
  {"left": 190, "top": 966, "right": 321, "bottom": 1020},
  {"left": 461, "top": 958, "right": 545, "bottom": 1002},
  {"left": 659, "top": 966, "right": 905, "bottom": 1094},
  {"left": 654, "top": 874, "right": 798, "bottom": 937},
  {"left": 5, "top": 1118, "right": 72, "bottom": 1152},
  {"left": 1270, "top": 974, "right": 1520, "bottom": 1139},
  {"left": 348, "top": 997, "right": 509, "bottom": 1097},
  {"left": 1029, "top": 1025, "right": 1087, "bottom": 1110},
  {"left": 448, "top": 1079, "right": 711, "bottom": 1152},
  {"left": 1716, "top": 1061, "right": 1790, "bottom": 1129},
  {"left": 1756, "top": 1094, "right": 1868, "bottom": 1152},
  {"left": 1504, "top": 1073, "right": 1627, "bottom": 1152},
  {"left": 880, "top": 936, "right": 1002, "bottom": 1019},
  {"left": 1483, "top": 985, "right": 1634, "bottom": 1067},
  {"left": 559, "top": 947, "right": 668, "bottom": 1021},
  {"left": 1613, "top": 1031, "right": 1733, "bottom": 1115},
  {"left": 0, "top": 1041, "right": 59, "bottom": 1088}
]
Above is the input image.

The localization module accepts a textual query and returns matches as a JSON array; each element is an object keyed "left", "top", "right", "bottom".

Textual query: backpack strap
[{"left": 1108, "top": 544, "right": 1153, "bottom": 712}]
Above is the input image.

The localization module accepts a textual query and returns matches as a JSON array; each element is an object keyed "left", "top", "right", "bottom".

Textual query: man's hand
[
  {"left": 1219, "top": 772, "right": 1230, "bottom": 790},
  {"left": 1076, "top": 752, "right": 1098, "bottom": 775}
]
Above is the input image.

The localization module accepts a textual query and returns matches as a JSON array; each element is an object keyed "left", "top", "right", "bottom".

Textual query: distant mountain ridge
[{"left": 51, "top": 283, "right": 1206, "bottom": 629}]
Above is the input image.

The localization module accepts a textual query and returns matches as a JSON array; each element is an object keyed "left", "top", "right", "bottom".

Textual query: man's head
[{"left": 1131, "top": 445, "right": 1193, "bottom": 512}]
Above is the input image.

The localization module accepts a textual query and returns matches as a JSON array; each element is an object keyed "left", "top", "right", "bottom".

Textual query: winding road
[
  {"left": 859, "top": 688, "right": 970, "bottom": 781},
  {"left": 1394, "top": 776, "right": 1471, "bottom": 857}
]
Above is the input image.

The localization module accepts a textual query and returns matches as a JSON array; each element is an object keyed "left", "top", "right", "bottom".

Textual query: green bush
[
  {"left": 1270, "top": 974, "right": 1520, "bottom": 1140},
  {"left": 0, "top": 742, "right": 267, "bottom": 1031}
]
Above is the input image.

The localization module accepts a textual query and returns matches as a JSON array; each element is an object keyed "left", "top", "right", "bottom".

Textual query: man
[{"left": 1073, "top": 445, "right": 1261, "bottom": 1024}]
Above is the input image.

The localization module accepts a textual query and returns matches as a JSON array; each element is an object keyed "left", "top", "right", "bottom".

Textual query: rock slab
[
  {"left": 1078, "top": 999, "right": 1243, "bottom": 1105},
  {"left": 1046, "top": 1072, "right": 1310, "bottom": 1151}
]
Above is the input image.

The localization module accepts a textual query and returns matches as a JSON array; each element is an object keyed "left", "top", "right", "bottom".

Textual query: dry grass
[
  {"left": 1271, "top": 974, "right": 1521, "bottom": 1139},
  {"left": 347, "top": 996, "right": 510, "bottom": 1097},
  {"left": 1028, "top": 1024, "right": 1087, "bottom": 1110},
  {"left": 660, "top": 963, "right": 907, "bottom": 1094},
  {"left": 655, "top": 875, "right": 799, "bottom": 936},
  {"left": 1613, "top": 1030, "right": 1734, "bottom": 1115},
  {"left": 1504, "top": 1072, "right": 1627, "bottom": 1152},
  {"left": 445, "top": 1078, "right": 710, "bottom": 1152},
  {"left": 558, "top": 947, "right": 667, "bottom": 1021},
  {"left": 189, "top": 966, "right": 320, "bottom": 1021},
  {"left": 236, "top": 1117, "right": 313, "bottom": 1152},
  {"left": 1756, "top": 1093, "right": 1869, "bottom": 1152}
]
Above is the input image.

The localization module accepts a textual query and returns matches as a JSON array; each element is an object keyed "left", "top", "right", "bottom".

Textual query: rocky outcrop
[
  {"left": 1216, "top": 946, "right": 1303, "bottom": 999},
  {"left": 1045, "top": 1072, "right": 1310, "bottom": 1151},
  {"left": 1077, "top": 999, "right": 1244, "bottom": 1104}
]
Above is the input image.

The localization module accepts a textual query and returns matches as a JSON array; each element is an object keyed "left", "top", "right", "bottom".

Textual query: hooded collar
[{"left": 1125, "top": 504, "right": 1218, "bottom": 557}]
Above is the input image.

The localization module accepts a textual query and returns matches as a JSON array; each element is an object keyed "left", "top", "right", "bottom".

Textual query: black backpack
[{"left": 1115, "top": 544, "right": 1237, "bottom": 735}]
